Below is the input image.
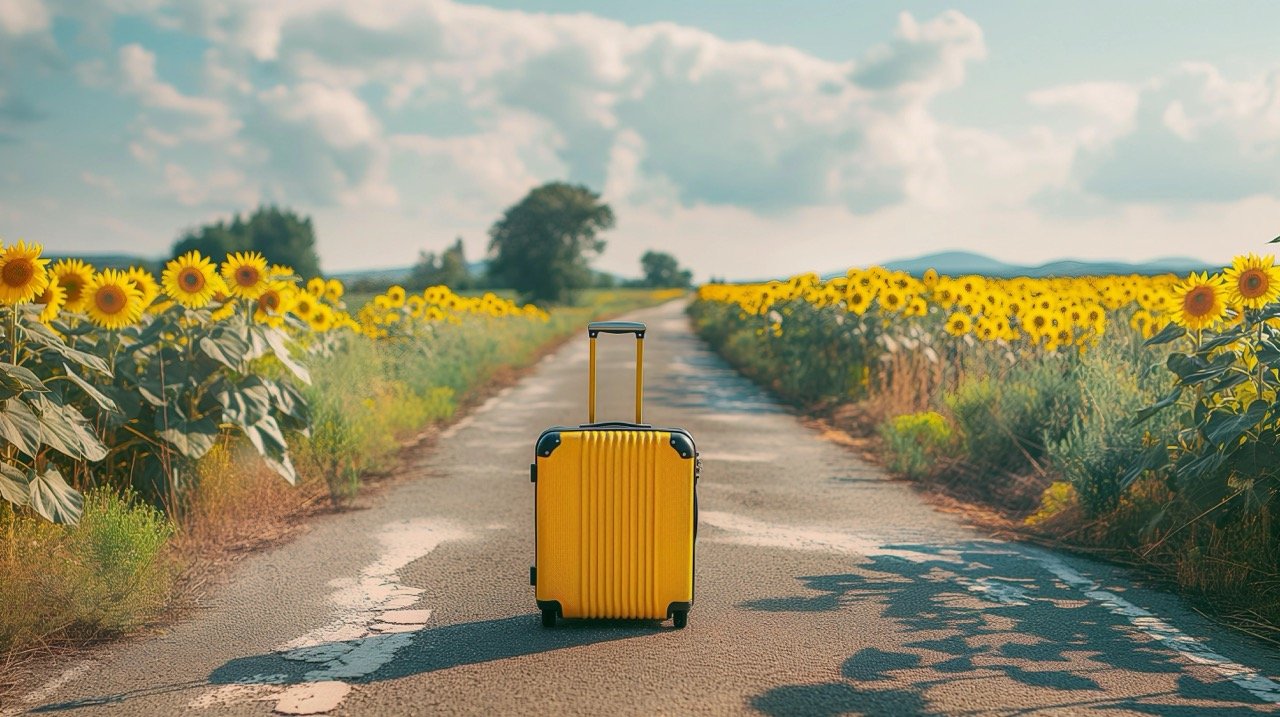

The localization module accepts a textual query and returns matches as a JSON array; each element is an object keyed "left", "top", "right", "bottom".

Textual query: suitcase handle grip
[
  {"left": 587, "top": 321, "right": 646, "bottom": 337},
  {"left": 587, "top": 322, "right": 646, "bottom": 424}
]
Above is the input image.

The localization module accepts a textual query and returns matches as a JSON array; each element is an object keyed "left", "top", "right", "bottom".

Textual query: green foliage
[
  {"left": 639, "top": 251, "right": 693, "bottom": 289},
  {"left": 1046, "top": 341, "right": 1177, "bottom": 516},
  {"left": 879, "top": 411, "right": 953, "bottom": 478},
  {"left": 945, "top": 361, "right": 1079, "bottom": 476},
  {"left": 688, "top": 298, "right": 877, "bottom": 406},
  {"left": 0, "top": 306, "right": 113, "bottom": 523},
  {"left": 64, "top": 302, "right": 311, "bottom": 514},
  {"left": 487, "top": 182, "right": 615, "bottom": 304},
  {"left": 0, "top": 489, "right": 173, "bottom": 652},
  {"left": 1130, "top": 303, "right": 1280, "bottom": 519},
  {"left": 172, "top": 205, "right": 321, "bottom": 278},
  {"left": 410, "top": 238, "right": 472, "bottom": 290}
]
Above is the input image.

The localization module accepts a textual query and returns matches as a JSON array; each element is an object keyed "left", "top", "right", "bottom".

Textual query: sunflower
[
  {"left": 253, "top": 281, "right": 295, "bottom": 327},
  {"left": 34, "top": 275, "right": 66, "bottom": 323},
  {"left": 51, "top": 258, "right": 93, "bottom": 312},
  {"left": 325, "top": 278, "right": 344, "bottom": 302},
  {"left": 162, "top": 251, "right": 220, "bottom": 308},
  {"left": 1224, "top": 254, "right": 1280, "bottom": 310},
  {"left": 221, "top": 252, "right": 269, "bottom": 300},
  {"left": 126, "top": 267, "right": 160, "bottom": 310},
  {"left": 291, "top": 291, "right": 318, "bottom": 321},
  {"left": 1171, "top": 272, "right": 1228, "bottom": 331},
  {"left": 85, "top": 269, "right": 144, "bottom": 329},
  {"left": 306, "top": 277, "right": 326, "bottom": 296},
  {"left": 386, "top": 285, "right": 407, "bottom": 308},
  {"left": 0, "top": 241, "right": 51, "bottom": 305},
  {"left": 307, "top": 305, "right": 335, "bottom": 332},
  {"left": 945, "top": 312, "right": 972, "bottom": 337}
]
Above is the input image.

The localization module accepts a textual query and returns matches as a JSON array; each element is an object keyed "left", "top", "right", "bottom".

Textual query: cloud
[
  {"left": 118, "top": 1, "right": 991, "bottom": 216},
  {"left": 851, "top": 10, "right": 986, "bottom": 97},
  {"left": 1049, "top": 64, "right": 1280, "bottom": 204},
  {"left": 80, "top": 170, "right": 121, "bottom": 197},
  {"left": 162, "top": 163, "right": 257, "bottom": 207},
  {"left": 117, "top": 43, "right": 240, "bottom": 141},
  {"left": 0, "top": 0, "right": 49, "bottom": 36}
]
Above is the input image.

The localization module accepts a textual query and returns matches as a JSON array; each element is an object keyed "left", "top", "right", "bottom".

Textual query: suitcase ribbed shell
[{"left": 535, "top": 429, "right": 695, "bottom": 620}]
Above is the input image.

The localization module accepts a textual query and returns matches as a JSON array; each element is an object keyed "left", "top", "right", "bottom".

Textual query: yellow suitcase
[{"left": 531, "top": 321, "right": 698, "bottom": 628}]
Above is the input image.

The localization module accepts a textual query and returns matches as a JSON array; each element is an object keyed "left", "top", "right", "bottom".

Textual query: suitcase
[{"left": 530, "top": 320, "right": 698, "bottom": 629}]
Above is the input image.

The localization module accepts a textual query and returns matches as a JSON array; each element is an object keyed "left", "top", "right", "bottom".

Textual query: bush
[
  {"left": 1046, "top": 342, "right": 1177, "bottom": 516},
  {"left": 879, "top": 411, "right": 953, "bottom": 479},
  {"left": 945, "top": 359, "right": 1078, "bottom": 476},
  {"left": 0, "top": 490, "right": 174, "bottom": 652}
]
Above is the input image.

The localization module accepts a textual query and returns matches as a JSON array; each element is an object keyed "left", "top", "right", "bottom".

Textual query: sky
[{"left": 2, "top": 1, "right": 1279, "bottom": 280}]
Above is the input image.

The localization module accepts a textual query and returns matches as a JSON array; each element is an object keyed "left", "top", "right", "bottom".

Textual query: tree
[
  {"left": 172, "top": 205, "right": 321, "bottom": 278},
  {"left": 409, "top": 237, "right": 471, "bottom": 290},
  {"left": 487, "top": 182, "right": 614, "bottom": 304},
  {"left": 639, "top": 250, "right": 693, "bottom": 289}
]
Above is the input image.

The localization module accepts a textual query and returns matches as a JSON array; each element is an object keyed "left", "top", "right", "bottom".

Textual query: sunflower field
[
  {"left": 0, "top": 241, "right": 550, "bottom": 524},
  {"left": 691, "top": 252, "right": 1280, "bottom": 625}
]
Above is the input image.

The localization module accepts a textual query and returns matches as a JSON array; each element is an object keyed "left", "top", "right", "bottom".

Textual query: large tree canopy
[
  {"left": 487, "top": 182, "right": 614, "bottom": 304},
  {"left": 172, "top": 205, "right": 321, "bottom": 278}
]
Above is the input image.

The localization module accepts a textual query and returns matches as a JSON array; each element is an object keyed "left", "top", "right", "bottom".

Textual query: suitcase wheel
[
  {"left": 672, "top": 610, "right": 688, "bottom": 629},
  {"left": 541, "top": 609, "right": 557, "bottom": 628}
]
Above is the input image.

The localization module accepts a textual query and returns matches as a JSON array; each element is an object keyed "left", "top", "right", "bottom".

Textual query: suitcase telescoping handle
[{"left": 587, "top": 321, "right": 646, "bottom": 424}]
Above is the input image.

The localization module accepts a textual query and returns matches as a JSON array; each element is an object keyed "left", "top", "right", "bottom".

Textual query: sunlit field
[{"left": 692, "top": 255, "right": 1280, "bottom": 626}]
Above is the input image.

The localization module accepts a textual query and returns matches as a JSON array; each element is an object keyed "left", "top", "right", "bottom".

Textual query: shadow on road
[
  {"left": 209, "top": 614, "right": 660, "bottom": 687},
  {"left": 30, "top": 615, "right": 658, "bottom": 713},
  {"left": 742, "top": 542, "right": 1271, "bottom": 716}
]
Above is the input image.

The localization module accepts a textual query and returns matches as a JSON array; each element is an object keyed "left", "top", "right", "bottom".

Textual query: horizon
[{"left": 4, "top": 1, "right": 1280, "bottom": 278}]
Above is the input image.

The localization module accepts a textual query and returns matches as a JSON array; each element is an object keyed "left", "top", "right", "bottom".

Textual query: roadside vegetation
[
  {"left": 691, "top": 252, "right": 1280, "bottom": 637},
  {"left": 0, "top": 180, "right": 690, "bottom": 684}
]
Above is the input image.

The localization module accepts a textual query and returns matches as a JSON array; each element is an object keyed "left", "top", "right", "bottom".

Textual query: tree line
[{"left": 171, "top": 182, "right": 693, "bottom": 304}]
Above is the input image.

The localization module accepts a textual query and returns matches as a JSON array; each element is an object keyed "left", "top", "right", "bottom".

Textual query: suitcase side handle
[{"left": 587, "top": 321, "right": 646, "bottom": 424}]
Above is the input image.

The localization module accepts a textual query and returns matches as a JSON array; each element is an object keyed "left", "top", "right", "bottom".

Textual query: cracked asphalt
[{"left": 10, "top": 299, "right": 1280, "bottom": 716}]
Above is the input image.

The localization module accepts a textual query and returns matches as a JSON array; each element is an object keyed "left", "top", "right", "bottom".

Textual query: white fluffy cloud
[
  {"left": 1042, "top": 64, "right": 1280, "bottom": 205},
  {"left": 8, "top": 0, "right": 1280, "bottom": 274}
]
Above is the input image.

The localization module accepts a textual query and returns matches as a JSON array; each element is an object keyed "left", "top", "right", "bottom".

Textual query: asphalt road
[{"left": 9, "top": 300, "right": 1280, "bottom": 716}]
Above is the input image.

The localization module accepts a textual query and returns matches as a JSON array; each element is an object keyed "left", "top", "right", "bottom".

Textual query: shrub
[
  {"left": 945, "top": 359, "right": 1078, "bottom": 476},
  {"left": 1046, "top": 342, "right": 1178, "bottom": 516},
  {"left": 879, "top": 411, "right": 954, "bottom": 479},
  {"left": 0, "top": 490, "right": 174, "bottom": 652}
]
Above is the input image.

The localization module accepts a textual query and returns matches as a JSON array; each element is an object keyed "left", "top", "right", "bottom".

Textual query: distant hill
[{"left": 835, "top": 250, "right": 1212, "bottom": 279}]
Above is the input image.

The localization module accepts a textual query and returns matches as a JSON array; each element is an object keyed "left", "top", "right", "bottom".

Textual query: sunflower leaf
[
  {"left": 28, "top": 467, "right": 83, "bottom": 525},
  {"left": 0, "top": 463, "right": 29, "bottom": 507},
  {"left": 61, "top": 362, "right": 119, "bottom": 413},
  {"left": 1145, "top": 322, "right": 1186, "bottom": 346}
]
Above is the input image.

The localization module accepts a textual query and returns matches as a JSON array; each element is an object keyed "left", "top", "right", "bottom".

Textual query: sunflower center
[
  {"left": 259, "top": 292, "right": 280, "bottom": 312},
  {"left": 36, "top": 288, "right": 52, "bottom": 305},
  {"left": 1184, "top": 286, "right": 1216, "bottom": 317},
  {"left": 62, "top": 279, "right": 82, "bottom": 302},
  {"left": 179, "top": 267, "right": 206, "bottom": 292},
  {"left": 96, "top": 286, "right": 126, "bottom": 315},
  {"left": 1240, "top": 269, "right": 1268, "bottom": 298},
  {"left": 236, "top": 266, "right": 261, "bottom": 287},
  {"left": 3, "top": 259, "right": 35, "bottom": 288}
]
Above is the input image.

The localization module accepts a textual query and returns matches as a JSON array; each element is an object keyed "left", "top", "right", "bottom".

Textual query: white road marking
[
  {"left": 1029, "top": 549, "right": 1280, "bottom": 704},
  {"left": 703, "top": 509, "right": 1280, "bottom": 704},
  {"left": 189, "top": 518, "right": 469, "bottom": 714}
]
